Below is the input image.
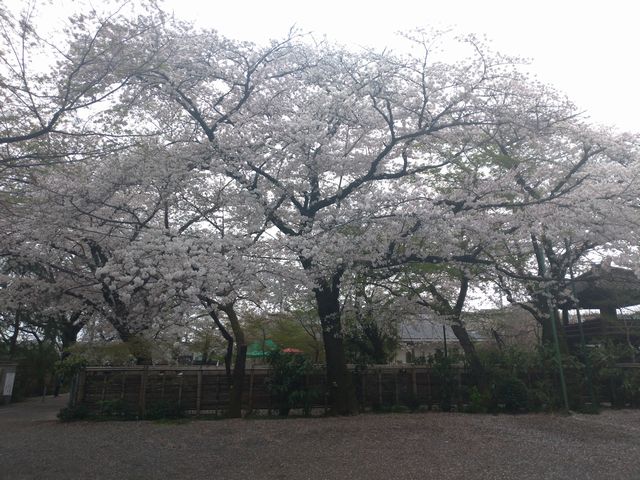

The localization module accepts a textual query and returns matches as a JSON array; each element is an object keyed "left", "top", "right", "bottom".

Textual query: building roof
[
  {"left": 399, "top": 317, "right": 485, "bottom": 343},
  {"left": 570, "top": 265, "right": 640, "bottom": 309}
]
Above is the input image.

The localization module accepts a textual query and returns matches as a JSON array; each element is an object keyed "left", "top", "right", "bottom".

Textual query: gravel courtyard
[{"left": 1, "top": 395, "right": 639, "bottom": 480}]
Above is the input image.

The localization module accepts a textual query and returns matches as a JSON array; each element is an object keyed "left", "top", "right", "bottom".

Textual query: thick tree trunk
[
  {"left": 133, "top": 347, "right": 153, "bottom": 365},
  {"left": 314, "top": 275, "right": 358, "bottom": 415},
  {"left": 428, "top": 275, "right": 486, "bottom": 385},
  {"left": 530, "top": 234, "right": 569, "bottom": 354},
  {"left": 368, "top": 329, "right": 388, "bottom": 365},
  {"left": 450, "top": 323, "right": 484, "bottom": 383},
  {"left": 536, "top": 301, "right": 569, "bottom": 354},
  {"left": 117, "top": 328, "right": 152, "bottom": 365},
  {"left": 228, "top": 344, "right": 247, "bottom": 418},
  {"left": 220, "top": 304, "right": 247, "bottom": 418},
  {"left": 59, "top": 313, "right": 84, "bottom": 352},
  {"left": 541, "top": 316, "right": 569, "bottom": 353},
  {"left": 54, "top": 313, "right": 84, "bottom": 397},
  {"left": 201, "top": 298, "right": 241, "bottom": 414},
  {"left": 8, "top": 310, "right": 21, "bottom": 358}
]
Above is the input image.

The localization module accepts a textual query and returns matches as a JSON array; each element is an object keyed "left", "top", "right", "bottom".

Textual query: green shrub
[
  {"left": 11, "top": 342, "right": 59, "bottom": 399},
  {"left": 98, "top": 398, "right": 133, "bottom": 419},
  {"left": 266, "top": 350, "right": 318, "bottom": 416},
  {"left": 587, "top": 341, "right": 640, "bottom": 408},
  {"left": 495, "top": 377, "right": 529, "bottom": 413},
  {"left": 61, "top": 399, "right": 186, "bottom": 422},
  {"left": 404, "top": 393, "right": 421, "bottom": 412},
  {"left": 55, "top": 354, "right": 87, "bottom": 378},
  {"left": 527, "top": 381, "right": 554, "bottom": 412},
  {"left": 390, "top": 404, "right": 410, "bottom": 413},
  {"left": 623, "top": 370, "right": 640, "bottom": 408},
  {"left": 57, "top": 405, "right": 89, "bottom": 422},
  {"left": 476, "top": 344, "right": 593, "bottom": 412},
  {"left": 428, "top": 349, "right": 461, "bottom": 412},
  {"left": 63, "top": 342, "right": 136, "bottom": 366},
  {"left": 145, "top": 400, "right": 185, "bottom": 420},
  {"left": 467, "top": 386, "right": 490, "bottom": 413}
]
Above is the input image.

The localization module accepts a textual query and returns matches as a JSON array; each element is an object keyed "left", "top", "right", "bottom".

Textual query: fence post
[
  {"left": 77, "top": 369, "right": 87, "bottom": 406},
  {"left": 322, "top": 374, "right": 327, "bottom": 415},
  {"left": 411, "top": 367, "right": 417, "bottom": 399},
  {"left": 100, "top": 374, "right": 107, "bottom": 404},
  {"left": 377, "top": 369, "right": 383, "bottom": 406},
  {"left": 394, "top": 371, "right": 400, "bottom": 405},
  {"left": 427, "top": 368, "right": 432, "bottom": 409},
  {"left": 121, "top": 371, "right": 126, "bottom": 400},
  {"left": 138, "top": 366, "right": 148, "bottom": 418},
  {"left": 248, "top": 368, "right": 255, "bottom": 414},
  {"left": 457, "top": 369, "right": 463, "bottom": 411},
  {"left": 216, "top": 374, "right": 220, "bottom": 415},
  {"left": 196, "top": 369, "right": 203, "bottom": 416},
  {"left": 361, "top": 372, "right": 366, "bottom": 410},
  {"left": 68, "top": 372, "right": 78, "bottom": 407}
]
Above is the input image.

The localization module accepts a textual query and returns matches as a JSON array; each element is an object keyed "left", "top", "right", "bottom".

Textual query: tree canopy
[{"left": 1, "top": 2, "right": 639, "bottom": 415}]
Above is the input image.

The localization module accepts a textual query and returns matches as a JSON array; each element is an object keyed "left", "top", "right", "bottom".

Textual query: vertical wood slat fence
[
  {"left": 70, "top": 365, "right": 472, "bottom": 416},
  {"left": 70, "top": 363, "right": 639, "bottom": 416}
]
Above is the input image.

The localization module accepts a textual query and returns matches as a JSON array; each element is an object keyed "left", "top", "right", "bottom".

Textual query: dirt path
[
  {"left": 0, "top": 395, "right": 68, "bottom": 425},
  {"left": 1, "top": 403, "right": 639, "bottom": 480}
]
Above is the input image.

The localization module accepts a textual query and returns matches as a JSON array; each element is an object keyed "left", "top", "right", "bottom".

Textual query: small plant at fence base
[
  {"left": 266, "top": 350, "right": 318, "bottom": 416},
  {"left": 467, "top": 345, "right": 590, "bottom": 413},
  {"left": 588, "top": 341, "right": 640, "bottom": 408},
  {"left": 58, "top": 399, "right": 185, "bottom": 422},
  {"left": 99, "top": 399, "right": 133, "bottom": 419},
  {"left": 476, "top": 342, "right": 640, "bottom": 413},
  {"left": 494, "top": 377, "right": 529, "bottom": 413},
  {"left": 57, "top": 405, "right": 90, "bottom": 422},
  {"left": 66, "top": 341, "right": 640, "bottom": 419},
  {"left": 466, "top": 387, "right": 491, "bottom": 414},
  {"left": 145, "top": 400, "right": 185, "bottom": 420},
  {"left": 428, "top": 349, "right": 461, "bottom": 412}
]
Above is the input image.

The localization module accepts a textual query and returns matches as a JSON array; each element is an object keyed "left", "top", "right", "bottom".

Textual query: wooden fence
[
  {"left": 69, "top": 363, "right": 639, "bottom": 416},
  {"left": 564, "top": 317, "right": 640, "bottom": 342},
  {"left": 70, "top": 365, "right": 475, "bottom": 416}
]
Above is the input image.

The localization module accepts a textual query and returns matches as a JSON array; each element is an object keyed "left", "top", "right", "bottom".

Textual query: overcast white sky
[{"left": 168, "top": 0, "right": 640, "bottom": 134}]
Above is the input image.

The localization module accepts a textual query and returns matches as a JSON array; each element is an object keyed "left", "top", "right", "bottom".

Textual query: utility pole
[
  {"left": 548, "top": 303, "right": 570, "bottom": 412},
  {"left": 566, "top": 240, "right": 598, "bottom": 409},
  {"left": 533, "top": 237, "right": 570, "bottom": 412},
  {"left": 442, "top": 324, "right": 448, "bottom": 358}
]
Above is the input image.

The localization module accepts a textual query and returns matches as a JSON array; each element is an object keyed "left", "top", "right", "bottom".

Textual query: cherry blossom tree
[
  {"left": 135, "top": 22, "right": 622, "bottom": 413},
  {"left": 0, "top": 1, "right": 170, "bottom": 195},
  {"left": 479, "top": 127, "right": 640, "bottom": 346},
  {"left": 3, "top": 3, "right": 639, "bottom": 417}
]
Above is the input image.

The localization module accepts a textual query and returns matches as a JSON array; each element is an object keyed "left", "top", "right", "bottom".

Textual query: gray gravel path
[{"left": 1, "top": 397, "right": 639, "bottom": 479}]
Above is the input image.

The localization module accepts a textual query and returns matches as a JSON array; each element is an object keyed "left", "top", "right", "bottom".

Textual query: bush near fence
[{"left": 67, "top": 362, "right": 640, "bottom": 418}]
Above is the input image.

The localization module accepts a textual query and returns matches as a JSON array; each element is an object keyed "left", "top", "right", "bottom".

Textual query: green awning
[{"left": 246, "top": 339, "right": 279, "bottom": 358}]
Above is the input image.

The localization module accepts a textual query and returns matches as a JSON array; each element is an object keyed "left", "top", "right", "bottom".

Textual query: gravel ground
[{"left": 1, "top": 396, "right": 639, "bottom": 480}]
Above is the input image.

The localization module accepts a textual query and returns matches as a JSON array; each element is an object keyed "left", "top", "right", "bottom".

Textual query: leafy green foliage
[
  {"left": 467, "top": 386, "right": 491, "bottom": 413},
  {"left": 55, "top": 354, "right": 87, "bottom": 378},
  {"left": 98, "top": 399, "right": 134, "bottom": 419},
  {"left": 244, "top": 312, "right": 323, "bottom": 363},
  {"left": 10, "top": 342, "right": 59, "bottom": 400},
  {"left": 145, "top": 400, "right": 185, "bottom": 420},
  {"left": 344, "top": 322, "right": 398, "bottom": 366},
  {"left": 57, "top": 405, "right": 89, "bottom": 422},
  {"left": 63, "top": 342, "right": 136, "bottom": 366},
  {"left": 266, "top": 350, "right": 318, "bottom": 416},
  {"left": 495, "top": 377, "right": 529, "bottom": 413},
  {"left": 428, "top": 349, "right": 462, "bottom": 412},
  {"left": 474, "top": 344, "right": 591, "bottom": 412},
  {"left": 588, "top": 342, "right": 640, "bottom": 408},
  {"left": 59, "top": 398, "right": 185, "bottom": 422}
]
